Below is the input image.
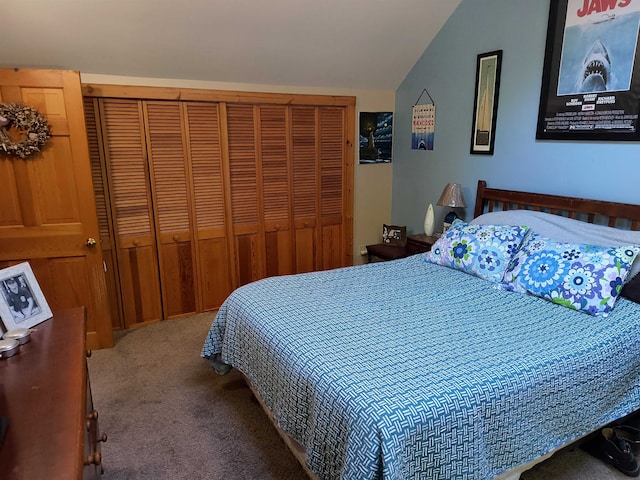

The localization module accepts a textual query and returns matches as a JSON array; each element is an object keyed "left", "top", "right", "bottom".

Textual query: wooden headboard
[{"left": 473, "top": 180, "right": 640, "bottom": 231}]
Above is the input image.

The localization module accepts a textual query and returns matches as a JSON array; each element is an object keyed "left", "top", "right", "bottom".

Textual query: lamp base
[{"left": 443, "top": 210, "right": 459, "bottom": 233}]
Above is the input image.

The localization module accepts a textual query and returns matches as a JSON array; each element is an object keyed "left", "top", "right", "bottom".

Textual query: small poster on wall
[
  {"left": 359, "top": 112, "right": 393, "bottom": 164},
  {"left": 412, "top": 103, "right": 435, "bottom": 150}
]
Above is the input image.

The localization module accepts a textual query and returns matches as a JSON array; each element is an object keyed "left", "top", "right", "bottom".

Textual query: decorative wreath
[{"left": 0, "top": 103, "right": 51, "bottom": 159}]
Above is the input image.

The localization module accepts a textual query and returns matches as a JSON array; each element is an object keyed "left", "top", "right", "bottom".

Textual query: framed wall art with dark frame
[
  {"left": 0, "top": 262, "right": 52, "bottom": 332},
  {"left": 536, "top": 0, "right": 640, "bottom": 141},
  {"left": 470, "top": 50, "right": 502, "bottom": 155}
]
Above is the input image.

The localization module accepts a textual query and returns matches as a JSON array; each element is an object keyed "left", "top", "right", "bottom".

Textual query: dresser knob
[
  {"left": 87, "top": 410, "right": 98, "bottom": 421},
  {"left": 99, "top": 433, "right": 108, "bottom": 443}
]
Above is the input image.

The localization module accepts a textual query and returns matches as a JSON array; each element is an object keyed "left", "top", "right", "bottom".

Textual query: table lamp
[{"left": 437, "top": 183, "right": 466, "bottom": 232}]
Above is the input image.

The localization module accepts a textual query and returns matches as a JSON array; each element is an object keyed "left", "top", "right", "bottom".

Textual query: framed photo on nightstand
[{"left": 382, "top": 224, "right": 407, "bottom": 246}]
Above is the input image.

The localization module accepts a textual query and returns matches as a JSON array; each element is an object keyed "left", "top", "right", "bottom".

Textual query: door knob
[{"left": 86, "top": 237, "right": 97, "bottom": 247}]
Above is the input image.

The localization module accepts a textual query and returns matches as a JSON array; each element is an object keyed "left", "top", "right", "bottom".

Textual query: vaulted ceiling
[{"left": 3, "top": 0, "right": 462, "bottom": 91}]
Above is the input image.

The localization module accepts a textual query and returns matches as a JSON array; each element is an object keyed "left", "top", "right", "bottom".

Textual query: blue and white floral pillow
[
  {"left": 424, "top": 219, "right": 529, "bottom": 283},
  {"left": 501, "top": 232, "right": 640, "bottom": 317}
]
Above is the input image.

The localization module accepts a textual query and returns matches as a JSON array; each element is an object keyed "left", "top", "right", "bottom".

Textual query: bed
[{"left": 202, "top": 180, "right": 640, "bottom": 480}]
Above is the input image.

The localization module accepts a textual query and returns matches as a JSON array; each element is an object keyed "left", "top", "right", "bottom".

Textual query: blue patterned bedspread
[{"left": 202, "top": 255, "right": 640, "bottom": 480}]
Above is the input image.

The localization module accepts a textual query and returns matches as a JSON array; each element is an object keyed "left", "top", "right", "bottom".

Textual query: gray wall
[{"left": 392, "top": 0, "right": 640, "bottom": 233}]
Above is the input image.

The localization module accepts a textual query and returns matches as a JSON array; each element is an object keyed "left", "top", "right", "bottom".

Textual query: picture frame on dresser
[{"left": 0, "top": 262, "right": 52, "bottom": 332}]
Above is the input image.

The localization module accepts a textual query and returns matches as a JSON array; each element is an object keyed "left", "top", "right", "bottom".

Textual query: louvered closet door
[
  {"left": 291, "top": 106, "right": 319, "bottom": 273},
  {"left": 319, "top": 107, "right": 346, "bottom": 270},
  {"left": 290, "top": 106, "right": 348, "bottom": 272},
  {"left": 259, "top": 105, "right": 293, "bottom": 277},
  {"left": 144, "top": 101, "right": 196, "bottom": 318},
  {"left": 184, "top": 103, "right": 233, "bottom": 310},
  {"left": 226, "top": 104, "right": 264, "bottom": 285},
  {"left": 84, "top": 98, "right": 124, "bottom": 330},
  {"left": 99, "top": 99, "right": 162, "bottom": 328}
]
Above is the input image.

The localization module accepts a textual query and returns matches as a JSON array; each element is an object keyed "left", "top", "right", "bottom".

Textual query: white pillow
[{"left": 471, "top": 210, "right": 640, "bottom": 281}]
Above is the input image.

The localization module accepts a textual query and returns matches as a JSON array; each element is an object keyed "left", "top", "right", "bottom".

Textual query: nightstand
[
  {"left": 366, "top": 234, "right": 438, "bottom": 262},
  {"left": 407, "top": 233, "right": 438, "bottom": 254}
]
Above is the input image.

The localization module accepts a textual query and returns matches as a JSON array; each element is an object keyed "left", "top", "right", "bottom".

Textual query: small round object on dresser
[
  {"left": 3, "top": 328, "right": 31, "bottom": 345},
  {"left": 0, "top": 339, "right": 19, "bottom": 358}
]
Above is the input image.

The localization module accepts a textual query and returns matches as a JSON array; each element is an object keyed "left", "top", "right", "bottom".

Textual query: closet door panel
[
  {"left": 117, "top": 242, "right": 162, "bottom": 325},
  {"left": 144, "top": 101, "right": 196, "bottom": 318},
  {"left": 184, "top": 103, "right": 232, "bottom": 310},
  {"left": 198, "top": 236, "right": 231, "bottom": 310},
  {"left": 265, "top": 230, "right": 293, "bottom": 277},
  {"left": 226, "top": 104, "right": 262, "bottom": 285},
  {"left": 319, "top": 107, "right": 346, "bottom": 270},
  {"left": 259, "top": 105, "right": 293, "bottom": 276},
  {"left": 84, "top": 98, "right": 124, "bottom": 330},
  {"left": 291, "top": 106, "right": 318, "bottom": 273},
  {"left": 293, "top": 226, "right": 316, "bottom": 273},
  {"left": 235, "top": 233, "right": 261, "bottom": 286},
  {"left": 100, "top": 99, "right": 162, "bottom": 327},
  {"left": 157, "top": 239, "right": 196, "bottom": 316}
]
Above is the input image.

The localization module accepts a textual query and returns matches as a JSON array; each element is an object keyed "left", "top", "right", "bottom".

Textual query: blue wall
[{"left": 392, "top": 0, "right": 640, "bottom": 233}]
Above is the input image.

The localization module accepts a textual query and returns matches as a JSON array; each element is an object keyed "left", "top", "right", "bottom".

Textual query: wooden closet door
[
  {"left": 226, "top": 104, "right": 264, "bottom": 285},
  {"left": 99, "top": 99, "right": 162, "bottom": 328},
  {"left": 319, "top": 107, "right": 347, "bottom": 270},
  {"left": 0, "top": 69, "right": 113, "bottom": 348},
  {"left": 184, "top": 103, "right": 233, "bottom": 310},
  {"left": 84, "top": 98, "right": 124, "bottom": 330},
  {"left": 290, "top": 105, "right": 350, "bottom": 272},
  {"left": 290, "top": 106, "right": 319, "bottom": 273},
  {"left": 226, "top": 103, "right": 296, "bottom": 285},
  {"left": 143, "top": 101, "right": 196, "bottom": 318},
  {"left": 259, "top": 105, "right": 294, "bottom": 277}
]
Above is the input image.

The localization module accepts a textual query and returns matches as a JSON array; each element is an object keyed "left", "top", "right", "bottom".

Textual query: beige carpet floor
[{"left": 88, "top": 313, "right": 635, "bottom": 480}]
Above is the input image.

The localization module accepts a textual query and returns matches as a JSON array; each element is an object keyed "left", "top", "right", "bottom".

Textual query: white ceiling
[{"left": 3, "top": 0, "right": 461, "bottom": 91}]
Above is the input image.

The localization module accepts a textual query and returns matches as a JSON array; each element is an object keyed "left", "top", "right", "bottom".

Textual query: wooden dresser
[{"left": 0, "top": 307, "right": 105, "bottom": 479}]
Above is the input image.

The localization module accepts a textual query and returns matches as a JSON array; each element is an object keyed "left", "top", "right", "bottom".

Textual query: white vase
[{"left": 423, "top": 203, "right": 435, "bottom": 236}]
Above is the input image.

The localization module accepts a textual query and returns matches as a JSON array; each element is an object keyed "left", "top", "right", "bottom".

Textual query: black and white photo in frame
[{"left": 0, "top": 262, "right": 52, "bottom": 332}]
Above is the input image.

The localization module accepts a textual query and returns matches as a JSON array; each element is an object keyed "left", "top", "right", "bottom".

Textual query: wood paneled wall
[{"left": 83, "top": 84, "right": 355, "bottom": 329}]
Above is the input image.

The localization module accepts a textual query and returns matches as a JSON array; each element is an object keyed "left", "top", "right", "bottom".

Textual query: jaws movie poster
[{"left": 537, "top": 0, "right": 640, "bottom": 140}]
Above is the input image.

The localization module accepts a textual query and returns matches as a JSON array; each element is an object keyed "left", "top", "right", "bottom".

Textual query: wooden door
[
  {"left": 290, "top": 106, "right": 350, "bottom": 272},
  {"left": 144, "top": 101, "right": 197, "bottom": 318},
  {"left": 291, "top": 106, "right": 319, "bottom": 273},
  {"left": 0, "top": 69, "right": 113, "bottom": 349},
  {"left": 84, "top": 98, "right": 124, "bottom": 330},
  {"left": 183, "top": 102, "right": 234, "bottom": 310},
  {"left": 226, "top": 103, "right": 297, "bottom": 286},
  {"left": 98, "top": 99, "right": 162, "bottom": 328},
  {"left": 319, "top": 107, "right": 347, "bottom": 270},
  {"left": 226, "top": 104, "right": 264, "bottom": 285},
  {"left": 259, "top": 105, "right": 294, "bottom": 277}
]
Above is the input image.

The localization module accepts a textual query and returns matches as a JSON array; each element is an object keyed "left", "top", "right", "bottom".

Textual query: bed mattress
[{"left": 202, "top": 254, "right": 640, "bottom": 480}]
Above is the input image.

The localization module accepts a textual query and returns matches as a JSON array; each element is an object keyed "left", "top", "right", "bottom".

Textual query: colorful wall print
[
  {"left": 359, "top": 112, "right": 393, "bottom": 163},
  {"left": 412, "top": 103, "right": 435, "bottom": 150}
]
